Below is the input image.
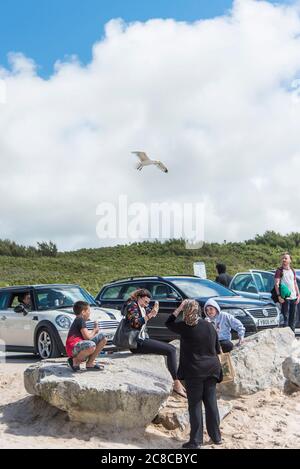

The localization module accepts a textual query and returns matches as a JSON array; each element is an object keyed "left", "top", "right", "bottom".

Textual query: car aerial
[
  {"left": 95, "top": 275, "right": 280, "bottom": 341},
  {"left": 230, "top": 269, "right": 300, "bottom": 330},
  {"left": 0, "top": 284, "right": 122, "bottom": 359}
]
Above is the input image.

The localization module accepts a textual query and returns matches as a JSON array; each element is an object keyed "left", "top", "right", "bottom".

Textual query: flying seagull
[{"left": 132, "top": 151, "right": 169, "bottom": 173}]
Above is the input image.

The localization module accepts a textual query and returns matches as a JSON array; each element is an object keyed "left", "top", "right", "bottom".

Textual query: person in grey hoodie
[{"left": 204, "top": 298, "right": 245, "bottom": 353}]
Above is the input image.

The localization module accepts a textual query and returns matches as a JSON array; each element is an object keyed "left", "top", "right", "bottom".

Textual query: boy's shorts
[{"left": 72, "top": 333, "right": 106, "bottom": 357}]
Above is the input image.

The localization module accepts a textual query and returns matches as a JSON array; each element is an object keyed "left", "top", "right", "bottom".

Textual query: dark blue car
[{"left": 95, "top": 276, "right": 280, "bottom": 341}]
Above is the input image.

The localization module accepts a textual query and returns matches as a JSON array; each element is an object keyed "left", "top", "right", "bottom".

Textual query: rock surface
[
  {"left": 154, "top": 394, "right": 232, "bottom": 431},
  {"left": 24, "top": 352, "right": 173, "bottom": 429},
  {"left": 283, "top": 348, "right": 300, "bottom": 388},
  {"left": 217, "top": 328, "right": 298, "bottom": 397},
  {"left": 172, "top": 328, "right": 298, "bottom": 398}
]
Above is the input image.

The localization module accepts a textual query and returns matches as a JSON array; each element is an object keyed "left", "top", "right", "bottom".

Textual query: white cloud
[{"left": 1, "top": 0, "right": 300, "bottom": 250}]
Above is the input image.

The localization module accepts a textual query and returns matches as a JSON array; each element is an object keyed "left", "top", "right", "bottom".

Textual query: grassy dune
[{"left": 0, "top": 238, "right": 297, "bottom": 296}]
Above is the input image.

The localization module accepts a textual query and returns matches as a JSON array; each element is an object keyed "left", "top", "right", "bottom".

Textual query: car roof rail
[
  {"left": 109, "top": 276, "right": 165, "bottom": 283},
  {"left": 108, "top": 274, "right": 204, "bottom": 284}
]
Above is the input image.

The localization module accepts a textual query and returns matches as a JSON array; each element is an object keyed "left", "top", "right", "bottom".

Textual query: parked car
[
  {"left": 0, "top": 284, "right": 122, "bottom": 359},
  {"left": 230, "top": 270, "right": 300, "bottom": 329},
  {"left": 95, "top": 276, "right": 280, "bottom": 341},
  {"left": 229, "top": 270, "right": 273, "bottom": 301}
]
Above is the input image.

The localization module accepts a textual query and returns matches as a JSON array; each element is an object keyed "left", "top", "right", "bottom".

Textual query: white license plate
[
  {"left": 105, "top": 333, "right": 114, "bottom": 340},
  {"left": 257, "top": 317, "right": 279, "bottom": 327}
]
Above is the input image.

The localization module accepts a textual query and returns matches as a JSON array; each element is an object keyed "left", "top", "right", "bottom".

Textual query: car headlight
[
  {"left": 222, "top": 308, "right": 247, "bottom": 317},
  {"left": 55, "top": 315, "right": 72, "bottom": 329}
]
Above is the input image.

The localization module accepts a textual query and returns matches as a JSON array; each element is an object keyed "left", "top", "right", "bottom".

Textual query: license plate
[
  {"left": 257, "top": 317, "right": 279, "bottom": 327},
  {"left": 105, "top": 333, "right": 114, "bottom": 340}
]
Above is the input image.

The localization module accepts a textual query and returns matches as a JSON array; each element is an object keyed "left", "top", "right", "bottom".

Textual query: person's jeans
[
  {"left": 281, "top": 299, "right": 297, "bottom": 332},
  {"left": 185, "top": 377, "right": 221, "bottom": 446}
]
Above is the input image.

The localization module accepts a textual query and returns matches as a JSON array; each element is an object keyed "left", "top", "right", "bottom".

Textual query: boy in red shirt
[{"left": 66, "top": 301, "right": 107, "bottom": 371}]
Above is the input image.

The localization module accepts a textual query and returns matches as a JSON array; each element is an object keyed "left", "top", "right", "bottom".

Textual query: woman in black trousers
[
  {"left": 126, "top": 289, "right": 187, "bottom": 398},
  {"left": 166, "top": 299, "right": 223, "bottom": 449}
]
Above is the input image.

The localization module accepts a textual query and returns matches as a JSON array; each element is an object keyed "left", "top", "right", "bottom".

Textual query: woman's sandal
[
  {"left": 86, "top": 363, "right": 105, "bottom": 371},
  {"left": 68, "top": 357, "right": 80, "bottom": 372}
]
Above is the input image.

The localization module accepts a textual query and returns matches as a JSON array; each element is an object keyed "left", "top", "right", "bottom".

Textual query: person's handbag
[
  {"left": 219, "top": 351, "right": 235, "bottom": 384},
  {"left": 280, "top": 283, "right": 291, "bottom": 299},
  {"left": 112, "top": 318, "right": 140, "bottom": 350}
]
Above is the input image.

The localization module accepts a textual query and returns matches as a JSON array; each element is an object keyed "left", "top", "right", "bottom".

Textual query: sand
[{"left": 0, "top": 357, "right": 300, "bottom": 449}]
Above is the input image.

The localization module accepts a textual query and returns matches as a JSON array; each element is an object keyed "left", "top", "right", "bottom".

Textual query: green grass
[{"left": 0, "top": 238, "right": 297, "bottom": 296}]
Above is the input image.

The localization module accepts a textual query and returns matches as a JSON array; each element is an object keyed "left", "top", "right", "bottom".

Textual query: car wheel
[{"left": 36, "top": 327, "right": 60, "bottom": 359}]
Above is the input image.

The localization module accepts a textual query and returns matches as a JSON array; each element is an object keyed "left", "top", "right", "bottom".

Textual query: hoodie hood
[{"left": 204, "top": 298, "right": 221, "bottom": 316}]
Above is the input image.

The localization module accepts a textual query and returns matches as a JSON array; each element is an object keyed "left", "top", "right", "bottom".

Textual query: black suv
[{"left": 96, "top": 275, "right": 279, "bottom": 341}]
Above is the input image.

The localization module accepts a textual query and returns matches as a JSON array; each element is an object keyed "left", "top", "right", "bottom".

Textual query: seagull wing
[
  {"left": 132, "top": 151, "right": 151, "bottom": 163},
  {"left": 155, "top": 161, "right": 169, "bottom": 173}
]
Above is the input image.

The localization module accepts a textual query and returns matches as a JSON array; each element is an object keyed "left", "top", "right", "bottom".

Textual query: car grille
[
  {"left": 85, "top": 320, "right": 119, "bottom": 330},
  {"left": 246, "top": 307, "right": 278, "bottom": 319}
]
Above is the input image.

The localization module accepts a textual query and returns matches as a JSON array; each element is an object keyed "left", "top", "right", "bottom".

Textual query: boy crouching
[{"left": 66, "top": 300, "right": 107, "bottom": 371}]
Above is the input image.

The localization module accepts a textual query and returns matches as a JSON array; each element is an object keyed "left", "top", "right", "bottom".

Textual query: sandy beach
[{"left": 1, "top": 354, "right": 300, "bottom": 449}]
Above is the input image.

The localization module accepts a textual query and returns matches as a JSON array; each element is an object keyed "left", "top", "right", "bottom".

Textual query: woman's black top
[{"left": 166, "top": 314, "right": 222, "bottom": 382}]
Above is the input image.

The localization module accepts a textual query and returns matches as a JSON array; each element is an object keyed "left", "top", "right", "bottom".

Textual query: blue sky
[{"left": 0, "top": 0, "right": 293, "bottom": 77}]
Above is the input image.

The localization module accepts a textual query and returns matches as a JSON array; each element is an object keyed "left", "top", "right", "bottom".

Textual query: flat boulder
[{"left": 24, "top": 352, "right": 173, "bottom": 429}]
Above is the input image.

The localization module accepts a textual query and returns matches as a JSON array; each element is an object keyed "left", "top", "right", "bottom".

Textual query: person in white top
[{"left": 274, "top": 253, "right": 300, "bottom": 332}]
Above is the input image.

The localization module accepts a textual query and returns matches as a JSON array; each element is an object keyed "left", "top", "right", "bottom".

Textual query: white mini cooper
[{"left": 0, "top": 284, "right": 122, "bottom": 359}]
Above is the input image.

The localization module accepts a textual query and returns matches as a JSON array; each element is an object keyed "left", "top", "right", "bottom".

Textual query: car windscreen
[
  {"left": 168, "top": 278, "right": 235, "bottom": 298},
  {"left": 35, "top": 287, "right": 97, "bottom": 311}
]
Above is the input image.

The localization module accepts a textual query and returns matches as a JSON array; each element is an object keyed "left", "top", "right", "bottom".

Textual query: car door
[
  {"left": 146, "top": 282, "right": 182, "bottom": 340},
  {"left": 97, "top": 285, "right": 124, "bottom": 311},
  {"left": 4, "top": 290, "right": 36, "bottom": 348},
  {"left": 230, "top": 273, "right": 258, "bottom": 295},
  {"left": 0, "top": 291, "right": 11, "bottom": 345}
]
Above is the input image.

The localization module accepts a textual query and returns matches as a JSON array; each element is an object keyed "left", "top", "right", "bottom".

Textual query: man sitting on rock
[
  {"left": 66, "top": 301, "right": 107, "bottom": 372},
  {"left": 204, "top": 299, "right": 245, "bottom": 353}
]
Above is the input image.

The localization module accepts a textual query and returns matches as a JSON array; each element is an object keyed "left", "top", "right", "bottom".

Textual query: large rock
[
  {"left": 172, "top": 329, "right": 298, "bottom": 398},
  {"left": 24, "top": 352, "right": 173, "bottom": 429},
  {"left": 282, "top": 348, "right": 300, "bottom": 388},
  {"left": 218, "top": 328, "right": 298, "bottom": 397}
]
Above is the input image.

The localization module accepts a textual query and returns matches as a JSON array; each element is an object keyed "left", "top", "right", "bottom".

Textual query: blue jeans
[{"left": 281, "top": 299, "right": 297, "bottom": 332}]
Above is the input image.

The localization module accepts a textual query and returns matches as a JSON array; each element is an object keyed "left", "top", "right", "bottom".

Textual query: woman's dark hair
[
  {"left": 18, "top": 292, "right": 30, "bottom": 303},
  {"left": 73, "top": 301, "right": 89, "bottom": 315},
  {"left": 216, "top": 263, "right": 226, "bottom": 274},
  {"left": 130, "top": 289, "right": 151, "bottom": 301}
]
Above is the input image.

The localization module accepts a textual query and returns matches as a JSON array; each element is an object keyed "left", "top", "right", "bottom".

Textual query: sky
[
  {"left": 0, "top": 0, "right": 293, "bottom": 77},
  {"left": 1, "top": 0, "right": 300, "bottom": 251}
]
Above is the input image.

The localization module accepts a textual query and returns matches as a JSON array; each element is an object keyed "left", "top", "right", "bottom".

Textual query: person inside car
[
  {"left": 66, "top": 300, "right": 107, "bottom": 372},
  {"left": 125, "top": 288, "right": 187, "bottom": 398},
  {"left": 47, "top": 291, "right": 65, "bottom": 308},
  {"left": 204, "top": 298, "right": 245, "bottom": 353},
  {"left": 14, "top": 292, "right": 31, "bottom": 315}
]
